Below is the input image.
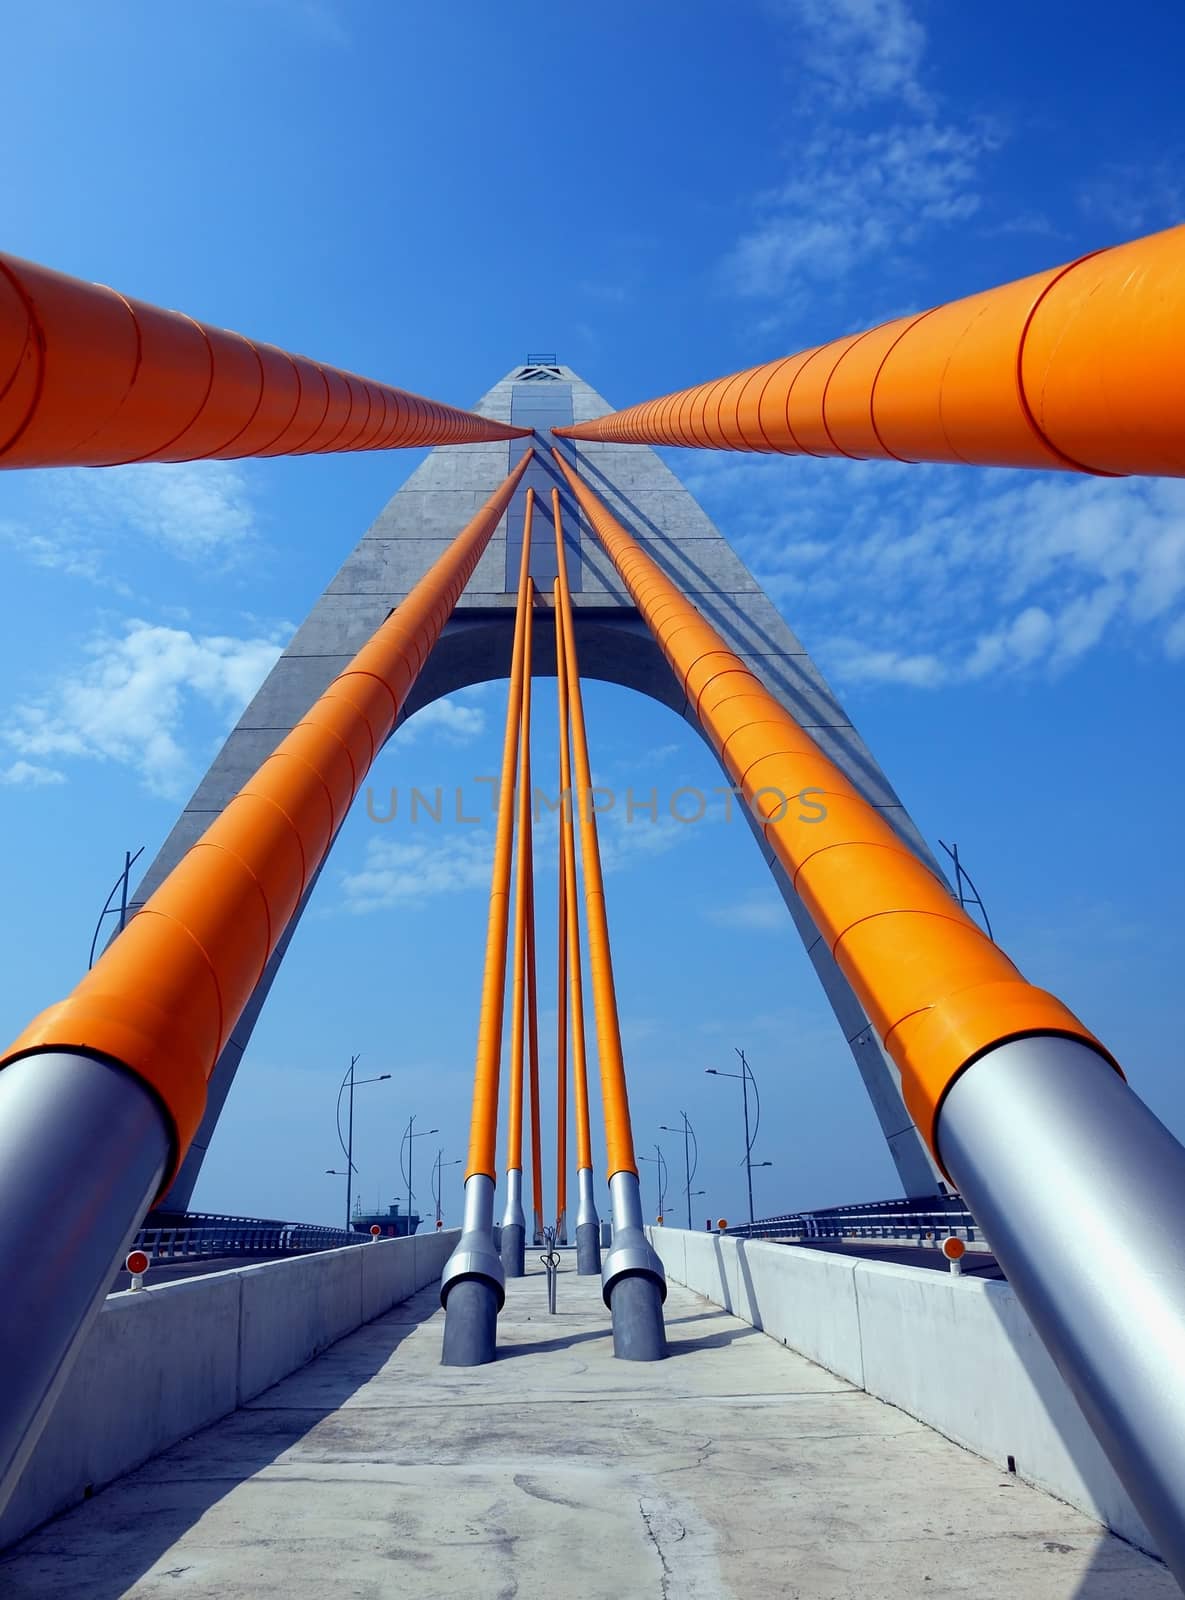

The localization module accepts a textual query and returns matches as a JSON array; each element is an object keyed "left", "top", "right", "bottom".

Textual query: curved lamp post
[
  {"left": 400, "top": 1115, "right": 438, "bottom": 1235},
  {"left": 659, "top": 1113, "right": 697, "bottom": 1229},
  {"left": 707, "top": 1049, "right": 767, "bottom": 1228},
  {"left": 335, "top": 1056, "right": 391, "bottom": 1230},
  {"left": 432, "top": 1150, "right": 462, "bottom": 1228},
  {"left": 639, "top": 1144, "right": 669, "bottom": 1223}
]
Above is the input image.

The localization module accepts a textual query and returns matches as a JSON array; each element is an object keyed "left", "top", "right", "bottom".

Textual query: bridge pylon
[{"left": 123, "top": 360, "right": 948, "bottom": 1213}]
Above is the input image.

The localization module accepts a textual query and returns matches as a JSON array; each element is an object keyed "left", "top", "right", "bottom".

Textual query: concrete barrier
[
  {"left": 649, "top": 1227, "right": 1157, "bottom": 1557},
  {"left": 238, "top": 1245, "right": 364, "bottom": 1400},
  {"left": 0, "top": 1272, "right": 241, "bottom": 1549},
  {"left": 362, "top": 1230, "right": 417, "bottom": 1321},
  {"left": 0, "top": 1230, "right": 460, "bottom": 1551},
  {"left": 412, "top": 1225, "right": 458, "bottom": 1289}
]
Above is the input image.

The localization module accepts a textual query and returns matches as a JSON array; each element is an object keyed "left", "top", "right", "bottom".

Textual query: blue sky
[{"left": 1, "top": 0, "right": 1183, "bottom": 1229}]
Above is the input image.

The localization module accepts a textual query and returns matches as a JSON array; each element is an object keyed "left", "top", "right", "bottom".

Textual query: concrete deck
[{"left": 0, "top": 1260, "right": 1173, "bottom": 1599}]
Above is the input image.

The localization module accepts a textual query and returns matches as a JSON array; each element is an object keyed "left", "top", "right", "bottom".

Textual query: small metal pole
[
  {"left": 740, "top": 1050, "right": 754, "bottom": 1229},
  {"left": 433, "top": 1150, "right": 461, "bottom": 1229},
  {"left": 662, "top": 1115, "right": 696, "bottom": 1228},
  {"left": 407, "top": 1113, "right": 414, "bottom": 1233},
  {"left": 640, "top": 1144, "right": 666, "bottom": 1223},
  {"left": 346, "top": 1055, "right": 357, "bottom": 1231},
  {"left": 683, "top": 1115, "right": 691, "bottom": 1229},
  {"left": 88, "top": 844, "right": 144, "bottom": 969},
  {"left": 335, "top": 1058, "right": 388, "bottom": 1232},
  {"left": 938, "top": 838, "right": 995, "bottom": 942},
  {"left": 541, "top": 1227, "right": 560, "bottom": 1314},
  {"left": 401, "top": 1116, "right": 438, "bottom": 1237},
  {"left": 117, "top": 850, "right": 132, "bottom": 933}
]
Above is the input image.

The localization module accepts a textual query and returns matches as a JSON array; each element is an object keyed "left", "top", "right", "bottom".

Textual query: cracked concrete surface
[{"left": 0, "top": 1262, "right": 1173, "bottom": 1599}]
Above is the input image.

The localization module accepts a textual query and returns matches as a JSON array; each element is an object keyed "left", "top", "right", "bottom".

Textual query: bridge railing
[
  {"left": 725, "top": 1195, "right": 983, "bottom": 1248},
  {"left": 130, "top": 1213, "right": 358, "bottom": 1263}
]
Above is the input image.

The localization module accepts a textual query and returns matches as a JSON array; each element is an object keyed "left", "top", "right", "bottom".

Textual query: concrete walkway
[{"left": 0, "top": 1261, "right": 1173, "bottom": 1600}]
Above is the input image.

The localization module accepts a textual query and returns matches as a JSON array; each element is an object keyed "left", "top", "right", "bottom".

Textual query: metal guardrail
[
  {"left": 130, "top": 1211, "right": 358, "bottom": 1263},
  {"left": 725, "top": 1194, "right": 984, "bottom": 1248}
]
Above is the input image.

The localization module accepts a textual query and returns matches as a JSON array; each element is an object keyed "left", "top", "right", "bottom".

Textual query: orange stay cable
[
  {"left": 552, "top": 450, "right": 1115, "bottom": 1164},
  {"left": 552, "top": 571, "right": 594, "bottom": 1175},
  {"left": 0, "top": 454, "right": 533, "bottom": 1189},
  {"left": 506, "top": 499, "right": 537, "bottom": 1174},
  {"left": 525, "top": 846, "right": 544, "bottom": 1239},
  {"left": 551, "top": 488, "right": 638, "bottom": 1179},
  {"left": 0, "top": 251, "right": 529, "bottom": 468},
  {"left": 555, "top": 223, "right": 1185, "bottom": 479},
  {"left": 555, "top": 807, "right": 569, "bottom": 1232},
  {"left": 464, "top": 491, "right": 534, "bottom": 1181}
]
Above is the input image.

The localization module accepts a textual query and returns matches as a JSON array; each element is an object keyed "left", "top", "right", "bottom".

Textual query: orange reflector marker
[
  {"left": 941, "top": 1236, "right": 966, "bottom": 1261},
  {"left": 0, "top": 251, "right": 530, "bottom": 468},
  {"left": 0, "top": 453, "right": 533, "bottom": 1189},
  {"left": 555, "top": 224, "right": 1185, "bottom": 479},
  {"left": 552, "top": 450, "right": 1117, "bottom": 1165}
]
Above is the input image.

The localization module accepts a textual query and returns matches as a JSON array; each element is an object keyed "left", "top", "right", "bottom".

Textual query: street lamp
[
  {"left": 400, "top": 1114, "right": 438, "bottom": 1236},
  {"left": 659, "top": 1112, "right": 697, "bottom": 1229},
  {"left": 88, "top": 845, "right": 144, "bottom": 969},
  {"left": 432, "top": 1149, "right": 462, "bottom": 1228},
  {"left": 639, "top": 1144, "right": 669, "bottom": 1223},
  {"left": 706, "top": 1047, "right": 766, "bottom": 1228},
  {"left": 335, "top": 1055, "right": 391, "bottom": 1231}
]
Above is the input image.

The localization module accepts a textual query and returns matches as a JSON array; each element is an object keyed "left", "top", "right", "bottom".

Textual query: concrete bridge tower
[{"left": 130, "top": 358, "right": 944, "bottom": 1209}]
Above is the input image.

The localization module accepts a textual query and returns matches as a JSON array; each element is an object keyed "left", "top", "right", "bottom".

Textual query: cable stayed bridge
[{"left": 0, "top": 230, "right": 1184, "bottom": 1596}]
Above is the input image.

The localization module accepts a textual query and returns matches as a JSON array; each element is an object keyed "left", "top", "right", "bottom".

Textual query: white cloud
[
  {"left": 771, "top": 0, "right": 929, "bottom": 111},
  {"left": 340, "top": 777, "right": 700, "bottom": 914},
  {"left": 1077, "top": 160, "right": 1185, "bottom": 238},
  {"left": 1166, "top": 614, "right": 1185, "bottom": 660},
  {"left": 963, "top": 606, "right": 1053, "bottom": 680},
  {"left": 821, "top": 642, "right": 948, "bottom": 688},
  {"left": 682, "top": 453, "right": 1185, "bottom": 687},
  {"left": 0, "top": 759, "right": 65, "bottom": 787},
  {"left": 724, "top": 0, "right": 1004, "bottom": 327},
  {"left": 341, "top": 832, "right": 494, "bottom": 913},
  {"left": 397, "top": 693, "right": 487, "bottom": 746},
  {"left": 91, "top": 462, "right": 257, "bottom": 558},
  {"left": 705, "top": 892, "right": 788, "bottom": 932},
  {"left": 724, "top": 121, "right": 987, "bottom": 304},
  {"left": 4, "top": 619, "right": 283, "bottom": 797},
  {"left": 596, "top": 803, "right": 689, "bottom": 873},
  {"left": 0, "top": 461, "right": 259, "bottom": 586}
]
